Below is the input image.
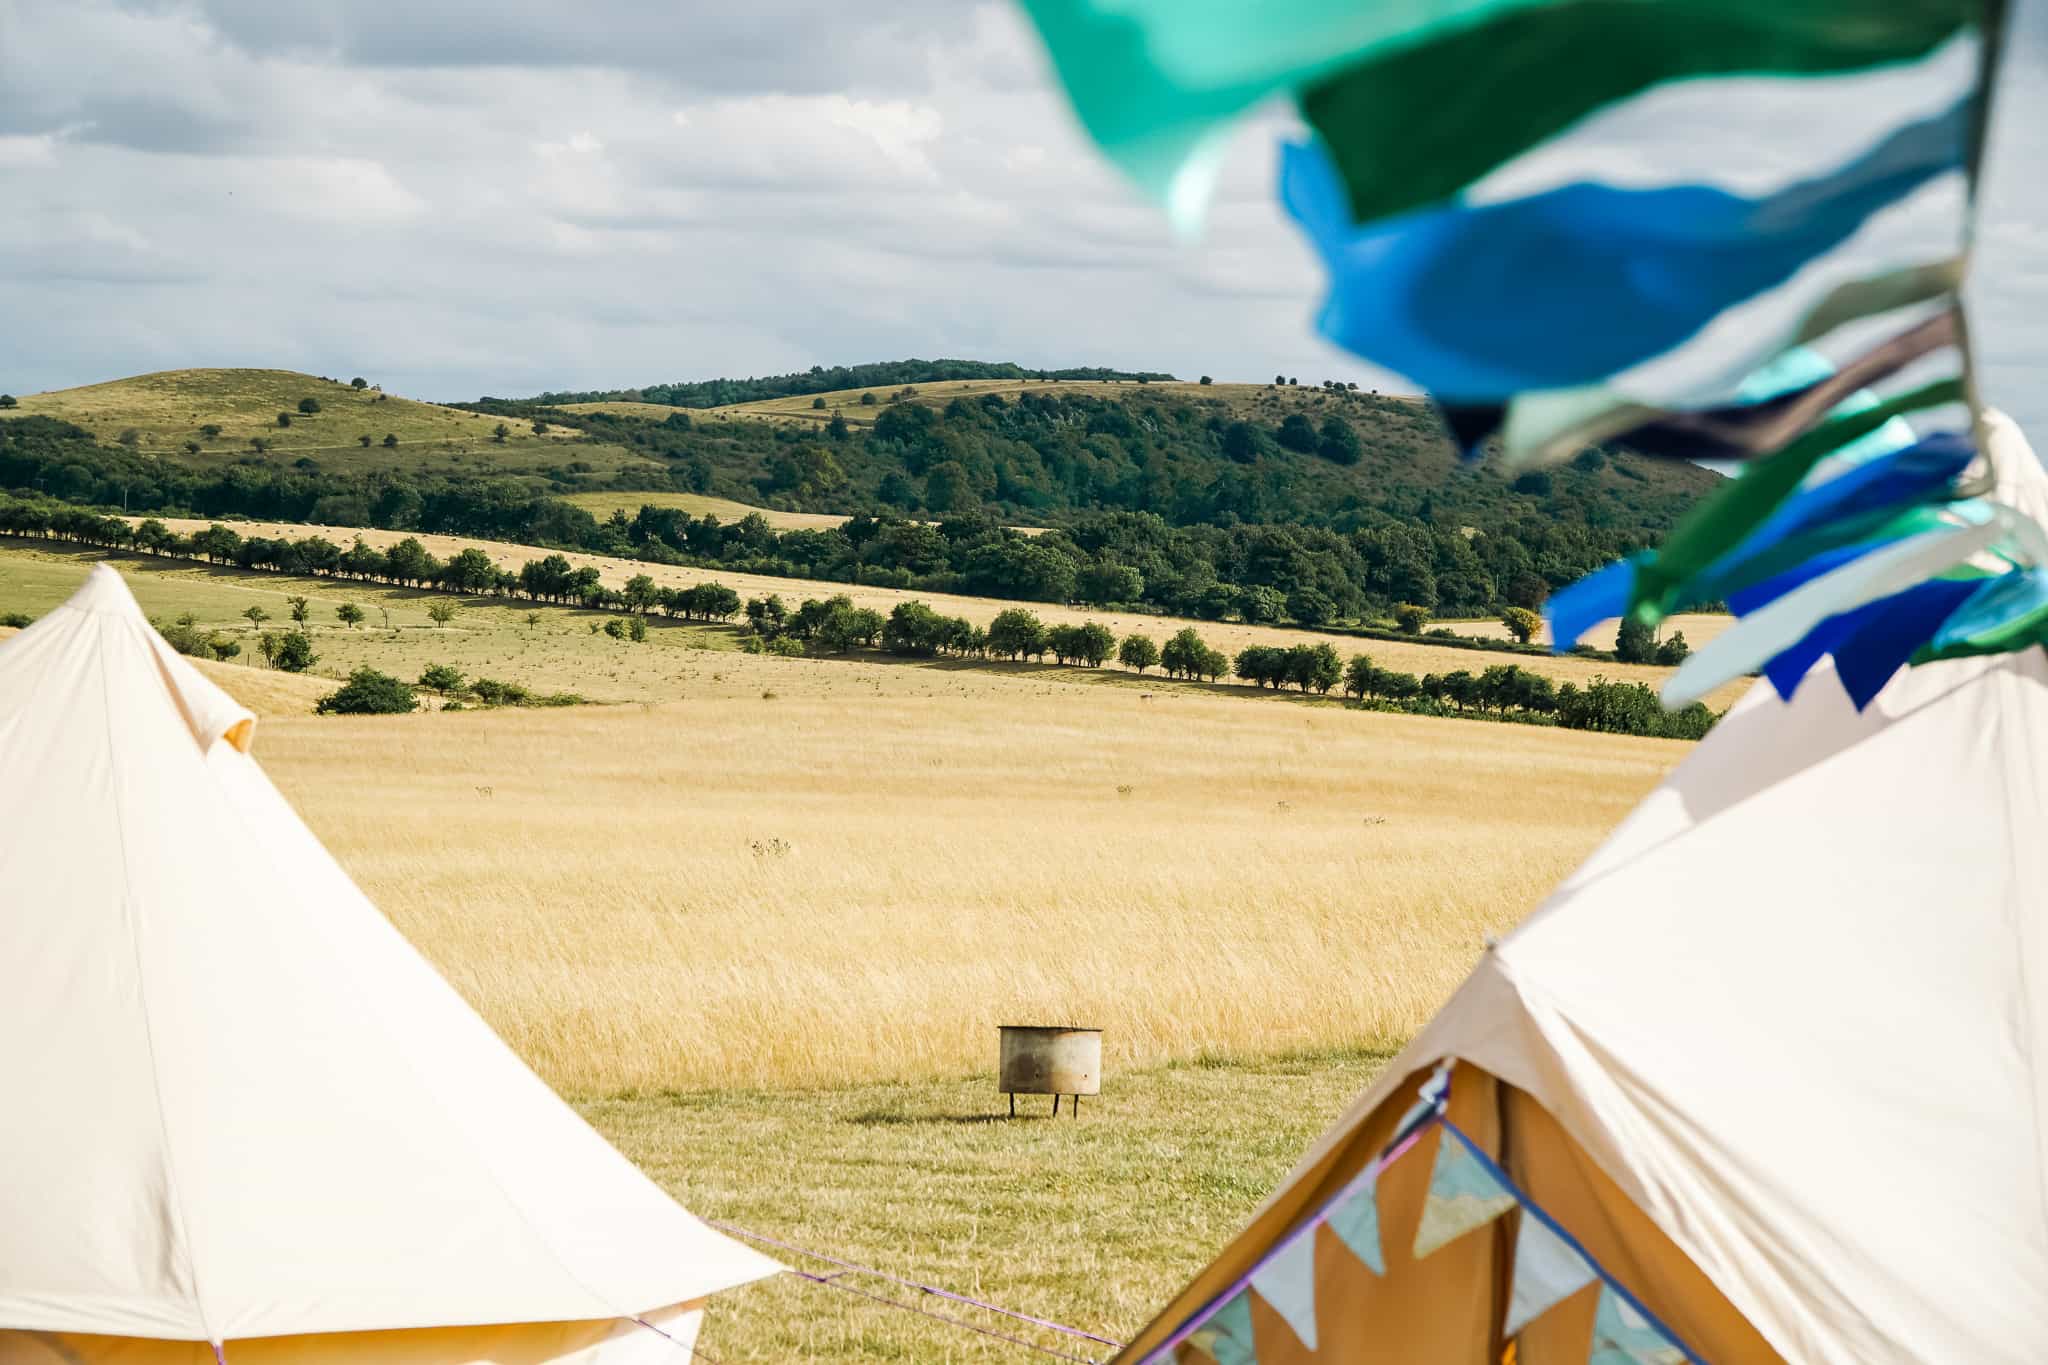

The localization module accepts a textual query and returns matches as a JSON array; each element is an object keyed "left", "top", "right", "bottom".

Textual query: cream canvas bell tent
[
  {"left": 0, "top": 566, "right": 780, "bottom": 1362},
  {"left": 1115, "top": 410, "right": 2048, "bottom": 1365}
]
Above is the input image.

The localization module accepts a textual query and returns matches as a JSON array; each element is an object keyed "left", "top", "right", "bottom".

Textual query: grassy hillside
[{"left": 10, "top": 369, "right": 658, "bottom": 479}]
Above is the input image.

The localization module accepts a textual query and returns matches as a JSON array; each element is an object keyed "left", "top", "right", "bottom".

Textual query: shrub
[
  {"left": 470, "top": 677, "right": 533, "bottom": 706},
  {"left": 0, "top": 611, "right": 32, "bottom": 628},
  {"left": 0, "top": 394, "right": 15, "bottom": 408},
  {"left": 1394, "top": 603, "right": 1431, "bottom": 634},
  {"left": 382, "top": 433, "right": 398, "bottom": 448},
  {"left": 297, "top": 397, "right": 321, "bottom": 415},
  {"left": 1499, "top": 606, "right": 1542, "bottom": 644},
  {"left": 276, "top": 412, "right": 293, "bottom": 428},
  {"left": 627, "top": 615, "right": 647, "bottom": 642},
  {"left": 316, "top": 668, "right": 418, "bottom": 715},
  {"left": 1654, "top": 631, "right": 1691, "bottom": 666},
  {"left": 270, "top": 629, "right": 318, "bottom": 672}
]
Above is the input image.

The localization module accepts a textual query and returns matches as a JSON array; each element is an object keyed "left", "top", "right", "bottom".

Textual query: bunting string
[
  {"left": 1017, "top": 0, "right": 2040, "bottom": 714},
  {"left": 1135, "top": 1061, "right": 1706, "bottom": 1364}
]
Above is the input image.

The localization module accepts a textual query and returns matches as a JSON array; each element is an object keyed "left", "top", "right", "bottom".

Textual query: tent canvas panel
[{"left": 0, "top": 1299, "right": 703, "bottom": 1364}]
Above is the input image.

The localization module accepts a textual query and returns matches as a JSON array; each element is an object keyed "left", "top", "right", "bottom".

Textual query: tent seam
[{"left": 99, "top": 615, "right": 220, "bottom": 1347}]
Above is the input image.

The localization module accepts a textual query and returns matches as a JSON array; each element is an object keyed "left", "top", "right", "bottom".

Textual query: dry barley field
[{"left": 2, "top": 549, "right": 1696, "bottom": 1359}]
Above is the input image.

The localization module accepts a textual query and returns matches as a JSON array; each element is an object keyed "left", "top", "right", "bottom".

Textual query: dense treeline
[
  {"left": 522, "top": 359, "right": 1177, "bottom": 408},
  {"left": 3, "top": 379, "right": 1714, "bottom": 621}
]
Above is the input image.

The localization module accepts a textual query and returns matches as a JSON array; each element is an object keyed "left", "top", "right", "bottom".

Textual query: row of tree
[{"left": 2, "top": 495, "right": 1713, "bottom": 741}]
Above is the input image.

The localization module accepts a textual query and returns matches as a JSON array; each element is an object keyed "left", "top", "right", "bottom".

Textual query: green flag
[
  {"left": 1301, "top": 0, "right": 1971, "bottom": 224},
  {"left": 1627, "top": 378, "right": 1965, "bottom": 622}
]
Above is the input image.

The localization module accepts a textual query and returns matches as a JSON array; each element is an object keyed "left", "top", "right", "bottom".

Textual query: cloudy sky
[{"left": 1, "top": 0, "right": 2042, "bottom": 430}]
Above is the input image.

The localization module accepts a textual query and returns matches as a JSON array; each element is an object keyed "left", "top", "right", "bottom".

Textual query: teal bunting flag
[
  {"left": 1589, "top": 1286, "right": 1690, "bottom": 1365},
  {"left": 1504, "top": 1212, "right": 1600, "bottom": 1339},
  {"left": 1325, "top": 1176, "right": 1385, "bottom": 1275},
  {"left": 1186, "top": 1290, "right": 1257, "bottom": 1365},
  {"left": 1412, "top": 1127, "right": 1517, "bottom": 1260}
]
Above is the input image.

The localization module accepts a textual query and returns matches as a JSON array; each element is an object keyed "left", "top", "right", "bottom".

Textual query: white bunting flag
[{"left": 1504, "top": 1212, "right": 1598, "bottom": 1339}]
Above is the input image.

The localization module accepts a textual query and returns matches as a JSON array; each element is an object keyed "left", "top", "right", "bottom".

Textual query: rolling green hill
[
  {"left": 9, "top": 369, "right": 656, "bottom": 480},
  {"left": 2, "top": 363, "right": 1722, "bottom": 625}
]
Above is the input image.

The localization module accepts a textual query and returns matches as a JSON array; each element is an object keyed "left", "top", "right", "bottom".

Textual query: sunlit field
[{"left": 3, "top": 549, "right": 1695, "bottom": 1359}]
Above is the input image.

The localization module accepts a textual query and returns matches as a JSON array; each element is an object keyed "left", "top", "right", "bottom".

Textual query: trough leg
[
  {"left": 1051, "top": 1094, "right": 1060, "bottom": 1117},
  {"left": 1073, "top": 1095, "right": 1080, "bottom": 1118},
  {"left": 1008, "top": 1092, "right": 1015, "bottom": 1119}
]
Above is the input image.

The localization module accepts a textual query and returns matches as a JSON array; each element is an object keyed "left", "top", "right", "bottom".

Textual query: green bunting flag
[
  {"left": 1300, "top": 0, "right": 1971, "bottom": 223},
  {"left": 1412, "top": 1128, "right": 1517, "bottom": 1260}
]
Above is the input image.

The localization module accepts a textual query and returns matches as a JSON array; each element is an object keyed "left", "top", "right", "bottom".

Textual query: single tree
[
  {"left": 986, "top": 608, "right": 1048, "bottom": 661},
  {"left": 1615, "top": 615, "right": 1657, "bottom": 664},
  {"left": 426, "top": 600, "right": 457, "bottom": 627},
  {"left": 382, "top": 433, "right": 398, "bottom": 448},
  {"left": 351, "top": 377, "right": 368, "bottom": 390},
  {"left": 492, "top": 423, "right": 510, "bottom": 443},
  {"left": 315, "top": 668, "right": 418, "bottom": 715},
  {"left": 811, "top": 396, "right": 827, "bottom": 409},
  {"left": 524, "top": 611, "right": 542, "bottom": 630},
  {"left": 418, "top": 663, "right": 464, "bottom": 695},
  {"left": 183, "top": 440, "right": 202, "bottom": 455},
  {"left": 531, "top": 419, "right": 550, "bottom": 435},
  {"left": 1117, "top": 633, "right": 1159, "bottom": 673},
  {"left": 257, "top": 632, "right": 281, "bottom": 668},
  {"left": 0, "top": 394, "right": 16, "bottom": 408},
  {"left": 199, "top": 423, "right": 222, "bottom": 437},
  {"left": 276, "top": 412, "right": 292, "bottom": 428},
  {"left": 1199, "top": 375, "right": 1213, "bottom": 385},
  {"left": 286, "top": 595, "right": 310, "bottom": 624},
  {"left": 335, "top": 602, "right": 365, "bottom": 629},
  {"left": 627, "top": 615, "right": 647, "bottom": 642},
  {"left": 1394, "top": 603, "right": 1431, "bottom": 634},
  {"left": 297, "top": 397, "right": 320, "bottom": 415},
  {"left": 1654, "top": 631, "right": 1691, "bottom": 666},
  {"left": 859, "top": 391, "right": 878, "bottom": 406},
  {"left": 271, "top": 630, "right": 318, "bottom": 673},
  {"left": 242, "top": 605, "right": 269, "bottom": 629},
  {"left": 248, "top": 436, "right": 270, "bottom": 452},
  {"left": 1499, "top": 606, "right": 1542, "bottom": 644},
  {"left": 358, "top": 433, "right": 373, "bottom": 447}
]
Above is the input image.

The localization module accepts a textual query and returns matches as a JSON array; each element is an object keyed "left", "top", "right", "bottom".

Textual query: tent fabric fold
[{"left": 0, "top": 566, "right": 780, "bottom": 1359}]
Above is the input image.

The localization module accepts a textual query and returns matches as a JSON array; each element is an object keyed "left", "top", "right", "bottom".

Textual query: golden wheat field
[
  {"left": 254, "top": 687, "right": 1684, "bottom": 1094},
  {"left": 136, "top": 517, "right": 1748, "bottom": 708}
]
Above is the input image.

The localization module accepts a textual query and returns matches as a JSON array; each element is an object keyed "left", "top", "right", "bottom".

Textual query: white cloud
[{"left": 0, "top": 0, "right": 2039, "bottom": 448}]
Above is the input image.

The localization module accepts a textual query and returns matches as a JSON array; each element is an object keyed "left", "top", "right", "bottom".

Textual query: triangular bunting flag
[
  {"left": 1412, "top": 1130, "right": 1517, "bottom": 1260},
  {"left": 1503, "top": 1213, "right": 1598, "bottom": 1339},
  {"left": 1187, "top": 1291, "right": 1258, "bottom": 1365},
  {"left": 1587, "top": 1286, "right": 1688, "bottom": 1365},
  {"left": 1249, "top": 1228, "right": 1320, "bottom": 1351},
  {"left": 1325, "top": 1177, "right": 1385, "bottom": 1275}
]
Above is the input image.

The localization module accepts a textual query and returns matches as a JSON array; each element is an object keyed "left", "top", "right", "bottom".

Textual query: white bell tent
[{"left": 0, "top": 566, "right": 780, "bottom": 1362}]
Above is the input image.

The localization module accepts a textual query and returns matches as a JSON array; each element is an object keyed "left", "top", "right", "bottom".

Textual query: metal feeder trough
[{"left": 999, "top": 1025, "right": 1101, "bottom": 1118}]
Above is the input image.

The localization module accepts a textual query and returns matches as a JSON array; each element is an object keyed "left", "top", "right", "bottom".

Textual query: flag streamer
[{"left": 1015, "top": 0, "right": 2036, "bottom": 708}]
